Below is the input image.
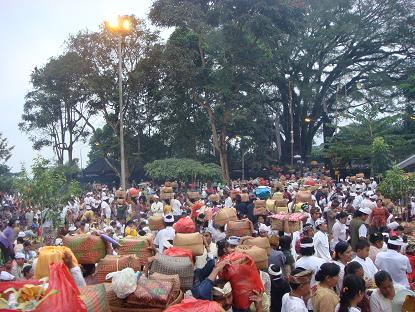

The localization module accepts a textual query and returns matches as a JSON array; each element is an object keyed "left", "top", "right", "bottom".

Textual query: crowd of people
[{"left": 1, "top": 173, "right": 415, "bottom": 312}]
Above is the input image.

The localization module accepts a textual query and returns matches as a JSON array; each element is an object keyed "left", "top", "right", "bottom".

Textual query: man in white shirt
[
  {"left": 153, "top": 214, "right": 176, "bottom": 253},
  {"left": 369, "top": 177, "right": 378, "bottom": 191},
  {"left": 370, "top": 271, "right": 406, "bottom": 312},
  {"left": 352, "top": 238, "right": 378, "bottom": 281},
  {"left": 295, "top": 237, "right": 326, "bottom": 310},
  {"left": 171, "top": 195, "right": 182, "bottom": 219},
  {"left": 100, "top": 195, "right": 111, "bottom": 219},
  {"left": 313, "top": 218, "right": 331, "bottom": 261},
  {"left": 150, "top": 196, "right": 164, "bottom": 216},
  {"left": 281, "top": 268, "right": 313, "bottom": 312},
  {"left": 224, "top": 193, "right": 233, "bottom": 208},
  {"left": 353, "top": 189, "right": 364, "bottom": 209},
  {"left": 361, "top": 191, "right": 376, "bottom": 210},
  {"left": 375, "top": 237, "right": 412, "bottom": 288}
]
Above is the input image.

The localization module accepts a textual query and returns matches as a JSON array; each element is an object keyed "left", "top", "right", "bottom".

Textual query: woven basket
[
  {"left": 240, "top": 193, "right": 249, "bottom": 202},
  {"left": 270, "top": 218, "right": 284, "bottom": 231},
  {"left": 149, "top": 273, "right": 181, "bottom": 298},
  {"left": 226, "top": 219, "right": 252, "bottom": 237},
  {"left": 254, "top": 200, "right": 266, "bottom": 208},
  {"left": 127, "top": 276, "right": 174, "bottom": 309},
  {"left": 118, "top": 237, "right": 154, "bottom": 265},
  {"left": 208, "top": 193, "right": 220, "bottom": 202},
  {"left": 173, "top": 233, "right": 204, "bottom": 256},
  {"left": 160, "top": 193, "right": 174, "bottom": 200},
  {"left": 235, "top": 245, "right": 268, "bottom": 270},
  {"left": 108, "top": 291, "right": 183, "bottom": 312},
  {"left": 63, "top": 234, "right": 106, "bottom": 264},
  {"left": 149, "top": 254, "right": 194, "bottom": 291},
  {"left": 214, "top": 208, "right": 237, "bottom": 227},
  {"left": 241, "top": 237, "right": 271, "bottom": 254},
  {"left": 254, "top": 206, "right": 268, "bottom": 216},
  {"left": 187, "top": 192, "right": 201, "bottom": 200},
  {"left": 149, "top": 216, "right": 165, "bottom": 231},
  {"left": 96, "top": 255, "right": 142, "bottom": 283}
]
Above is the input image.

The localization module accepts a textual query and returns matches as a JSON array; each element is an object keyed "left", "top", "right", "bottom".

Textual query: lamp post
[{"left": 105, "top": 15, "right": 133, "bottom": 192}]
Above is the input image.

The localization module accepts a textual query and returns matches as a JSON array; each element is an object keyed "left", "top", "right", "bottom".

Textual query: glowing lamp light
[
  {"left": 122, "top": 19, "right": 130, "bottom": 30},
  {"left": 304, "top": 117, "right": 312, "bottom": 123},
  {"left": 107, "top": 17, "right": 120, "bottom": 29}
]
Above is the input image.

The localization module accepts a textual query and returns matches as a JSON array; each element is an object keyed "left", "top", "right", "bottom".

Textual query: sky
[{"left": 0, "top": 0, "right": 154, "bottom": 172}]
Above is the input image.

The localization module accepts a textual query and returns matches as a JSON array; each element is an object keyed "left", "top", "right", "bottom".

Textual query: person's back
[
  {"left": 271, "top": 277, "right": 290, "bottom": 311},
  {"left": 350, "top": 217, "right": 364, "bottom": 251}
]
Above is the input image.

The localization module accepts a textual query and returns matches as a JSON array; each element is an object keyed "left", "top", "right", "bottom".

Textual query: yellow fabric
[
  {"left": 312, "top": 284, "right": 339, "bottom": 312},
  {"left": 125, "top": 226, "right": 138, "bottom": 237},
  {"left": 81, "top": 210, "right": 95, "bottom": 221},
  {"left": 163, "top": 204, "right": 172, "bottom": 215},
  {"left": 35, "top": 246, "right": 78, "bottom": 279}
]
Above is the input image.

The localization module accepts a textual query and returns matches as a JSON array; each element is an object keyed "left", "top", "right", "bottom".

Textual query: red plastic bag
[
  {"left": 218, "top": 252, "right": 264, "bottom": 310},
  {"left": 165, "top": 298, "right": 223, "bottom": 312},
  {"left": 164, "top": 247, "right": 193, "bottom": 262},
  {"left": 173, "top": 217, "right": 196, "bottom": 233},
  {"left": 191, "top": 202, "right": 204, "bottom": 218},
  {"left": 35, "top": 263, "right": 87, "bottom": 312}
]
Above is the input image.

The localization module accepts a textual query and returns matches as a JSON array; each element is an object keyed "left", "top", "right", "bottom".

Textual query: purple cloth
[{"left": 2, "top": 226, "right": 14, "bottom": 248}]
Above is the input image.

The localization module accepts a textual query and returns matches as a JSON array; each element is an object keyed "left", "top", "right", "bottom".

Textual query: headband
[
  {"left": 288, "top": 269, "right": 313, "bottom": 284},
  {"left": 212, "top": 282, "right": 232, "bottom": 297},
  {"left": 388, "top": 238, "right": 403, "bottom": 246},
  {"left": 300, "top": 242, "right": 314, "bottom": 248},
  {"left": 268, "top": 265, "right": 282, "bottom": 277}
]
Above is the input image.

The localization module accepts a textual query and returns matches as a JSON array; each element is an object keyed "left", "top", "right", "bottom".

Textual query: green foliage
[
  {"left": 0, "top": 133, "right": 13, "bottom": 164},
  {"left": 13, "top": 157, "right": 83, "bottom": 228},
  {"left": 144, "top": 158, "right": 223, "bottom": 182},
  {"left": 324, "top": 104, "right": 415, "bottom": 170},
  {"left": 378, "top": 167, "right": 415, "bottom": 203},
  {"left": 371, "top": 137, "right": 392, "bottom": 176}
]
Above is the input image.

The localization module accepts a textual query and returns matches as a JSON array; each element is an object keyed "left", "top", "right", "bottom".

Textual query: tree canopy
[{"left": 144, "top": 158, "right": 223, "bottom": 182}]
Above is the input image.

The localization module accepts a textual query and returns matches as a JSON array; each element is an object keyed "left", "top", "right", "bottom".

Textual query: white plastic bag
[{"left": 106, "top": 267, "right": 137, "bottom": 299}]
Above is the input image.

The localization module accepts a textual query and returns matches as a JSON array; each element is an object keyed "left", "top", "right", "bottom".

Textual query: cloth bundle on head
[
  {"left": 268, "top": 264, "right": 282, "bottom": 278},
  {"left": 315, "top": 218, "right": 326, "bottom": 228},
  {"left": 359, "top": 207, "right": 372, "bottom": 215},
  {"left": 258, "top": 223, "right": 270, "bottom": 234},
  {"left": 388, "top": 237, "right": 404, "bottom": 246},
  {"left": 288, "top": 269, "right": 313, "bottom": 284},
  {"left": 227, "top": 236, "right": 240, "bottom": 246},
  {"left": 212, "top": 281, "right": 232, "bottom": 297},
  {"left": 387, "top": 221, "right": 399, "bottom": 230},
  {"left": 164, "top": 214, "right": 174, "bottom": 223},
  {"left": 17, "top": 231, "right": 26, "bottom": 238}
]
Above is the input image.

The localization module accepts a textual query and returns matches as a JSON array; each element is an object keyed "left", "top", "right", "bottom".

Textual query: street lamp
[{"left": 105, "top": 15, "right": 134, "bottom": 192}]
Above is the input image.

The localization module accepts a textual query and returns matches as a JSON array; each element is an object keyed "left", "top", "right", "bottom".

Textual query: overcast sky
[{"left": 0, "top": 0, "right": 154, "bottom": 171}]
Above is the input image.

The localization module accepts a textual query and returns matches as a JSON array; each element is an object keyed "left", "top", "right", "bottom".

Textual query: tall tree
[
  {"left": 20, "top": 53, "right": 92, "bottom": 164},
  {"left": 66, "top": 16, "right": 161, "bottom": 181}
]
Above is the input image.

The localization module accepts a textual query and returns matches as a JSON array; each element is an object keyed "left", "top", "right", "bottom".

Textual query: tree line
[{"left": 20, "top": 0, "right": 415, "bottom": 181}]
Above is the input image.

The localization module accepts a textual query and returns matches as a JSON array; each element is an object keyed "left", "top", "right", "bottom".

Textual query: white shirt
[
  {"left": 151, "top": 201, "right": 164, "bottom": 216},
  {"left": 314, "top": 231, "right": 332, "bottom": 261},
  {"left": 70, "top": 266, "right": 86, "bottom": 287},
  {"left": 353, "top": 195, "right": 363, "bottom": 209},
  {"left": 171, "top": 199, "right": 182, "bottom": 216},
  {"left": 153, "top": 226, "right": 176, "bottom": 253},
  {"left": 331, "top": 220, "right": 347, "bottom": 250},
  {"left": 101, "top": 201, "right": 111, "bottom": 219},
  {"left": 335, "top": 305, "right": 360, "bottom": 312},
  {"left": 375, "top": 249, "right": 412, "bottom": 288},
  {"left": 195, "top": 242, "right": 218, "bottom": 269},
  {"left": 332, "top": 260, "right": 346, "bottom": 295},
  {"left": 352, "top": 256, "right": 378, "bottom": 280},
  {"left": 224, "top": 197, "right": 233, "bottom": 208},
  {"left": 281, "top": 293, "right": 308, "bottom": 312},
  {"left": 370, "top": 283, "right": 405, "bottom": 312},
  {"left": 295, "top": 255, "right": 326, "bottom": 310},
  {"left": 358, "top": 224, "right": 368, "bottom": 238}
]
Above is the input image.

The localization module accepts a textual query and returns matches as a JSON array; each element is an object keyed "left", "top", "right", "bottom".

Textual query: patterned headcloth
[{"left": 288, "top": 269, "right": 313, "bottom": 285}]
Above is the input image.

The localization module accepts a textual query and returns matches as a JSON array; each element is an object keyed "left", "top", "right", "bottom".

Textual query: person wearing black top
[{"left": 268, "top": 264, "right": 291, "bottom": 312}]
